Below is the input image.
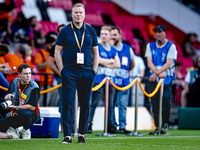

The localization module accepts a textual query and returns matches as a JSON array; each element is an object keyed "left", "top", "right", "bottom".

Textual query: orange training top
[
  {"left": 4, "top": 53, "right": 23, "bottom": 83},
  {"left": 35, "top": 49, "right": 54, "bottom": 86}
]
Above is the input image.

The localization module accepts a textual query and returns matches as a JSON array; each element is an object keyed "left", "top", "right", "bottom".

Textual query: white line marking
[{"left": 28, "top": 135, "right": 200, "bottom": 141}]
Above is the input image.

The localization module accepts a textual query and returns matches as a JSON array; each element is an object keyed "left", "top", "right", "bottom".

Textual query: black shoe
[
  {"left": 118, "top": 129, "right": 131, "bottom": 134},
  {"left": 107, "top": 125, "right": 118, "bottom": 133},
  {"left": 161, "top": 123, "right": 169, "bottom": 134},
  {"left": 87, "top": 124, "right": 92, "bottom": 134},
  {"left": 149, "top": 127, "right": 160, "bottom": 135},
  {"left": 78, "top": 136, "right": 85, "bottom": 143},
  {"left": 62, "top": 137, "right": 72, "bottom": 143}
]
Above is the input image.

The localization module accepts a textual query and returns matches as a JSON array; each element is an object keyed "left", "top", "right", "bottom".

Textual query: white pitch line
[
  {"left": 84, "top": 136, "right": 200, "bottom": 140},
  {"left": 27, "top": 135, "right": 200, "bottom": 141}
]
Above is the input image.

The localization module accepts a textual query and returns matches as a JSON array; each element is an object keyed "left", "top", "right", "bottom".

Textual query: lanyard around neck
[
  {"left": 18, "top": 80, "right": 29, "bottom": 94},
  {"left": 71, "top": 22, "right": 85, "bottom": 53}
]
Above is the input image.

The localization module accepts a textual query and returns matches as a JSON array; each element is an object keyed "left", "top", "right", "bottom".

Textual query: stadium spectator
[
  {"left": 182, "top": 33, "right": 198, "bottom": 63},
  {"left": 87, "top": 26, "right": 120, "bottom": 134},
  {"left": 14, "top": 44, "right": 34, "bottom": 69},
  {"left": 55, "top": 3, "right": 98, "bottom": 143},
  {"left": 145, "top": 25, "right": 177, "bottom": 135},
  {"left": 129, "top": 54, "right": 146, "bottom": 106},
  {"left": 0, "top": 71, "right": 9, "bottom": 102},
  {"left": 23, "top": 44, "right": 35, "bottom": 71},
  {"left": 8, "top": 12, "right": 33, "bottom": 53},
  {"left": 129, "top": 55, "right": 145, "bottom": 80},
  {"left": 172, "top": 62, "right": 184, "bottom": 104},
  {"left": 48, "top": 24, "right": 66, "bottom": 130},
  {"left": 181, "top": 56, "right": 200, "bottom": 107},
  {"left": 0, "top": 18, "right": 10, "bottom": 45},
  {"left": 0, "top": 45, "right": 10, "bottom": 101},
  {"left": 28, "top": 16, "right": 45, "bottom": 48},
  {"left": 35, "top": 35, "right": 58, "bottom": 106},
  {"left": 146, "top": 14, "right": 157, "bottom": 42},
  {"left": 0, "top": 63, "right": 40, "bottom": 139},
  {"left": 0, "top": 0, "right": 15, "bottom": 13},
  {"left": 1, "top": 43, "right": 23, "bottom": 83},
  {"left": 0, "top": 43, "right": 13, "bottom": 75},
  {"left": 140, "top": 41, "right": 151, "bottom": 113},
  {"left": 110, "top": 26, "right": 135, "bottom": 134}
]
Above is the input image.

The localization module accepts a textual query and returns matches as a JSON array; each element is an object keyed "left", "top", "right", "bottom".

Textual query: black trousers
[
  {"left": 150, "top": 82, "right": 172, "bottom": 127},
  {"left": 0, "top": 109, "right": 35, "bottom": 133},
  {"left": 61, "top": 68, "right": 95, "bottom": 136}
]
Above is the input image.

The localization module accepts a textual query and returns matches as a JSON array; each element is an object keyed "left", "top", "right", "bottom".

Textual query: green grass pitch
[{"left": 1, "top": 130, "right": 200, "bottom": 150}]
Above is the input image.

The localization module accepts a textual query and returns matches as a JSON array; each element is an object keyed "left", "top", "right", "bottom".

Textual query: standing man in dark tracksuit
[{"left": 55, "top": 3, "right": 99, "bottom": 143}]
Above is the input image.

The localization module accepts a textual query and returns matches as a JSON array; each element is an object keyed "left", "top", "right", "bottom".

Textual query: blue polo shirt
[{"left": 56, "top": 22, "right": 98, "bottom": 71}]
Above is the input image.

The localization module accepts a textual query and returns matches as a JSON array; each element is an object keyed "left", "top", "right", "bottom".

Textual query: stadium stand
[
  {"left": 46, "top": 7, "right": 69, "bottom": 25},
  {"left": 1, "top": 0, "right": 196, "bottom": 83},
  {"left": 21, "top": 6, "right": 42, "bottom": 21},
  {"left": 48, "top": 0, "right": 73, "bottom": 11},
  {"left": 39, "top": 21, "right": 58, "bottom": 36},
  {"left": 84, "top": 12, "right": 104, "bottom": 26}
]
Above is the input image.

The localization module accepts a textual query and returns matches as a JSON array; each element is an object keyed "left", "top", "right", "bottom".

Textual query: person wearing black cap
[{"left": 145, "top": 25, "right": 177, "bottom": 135}]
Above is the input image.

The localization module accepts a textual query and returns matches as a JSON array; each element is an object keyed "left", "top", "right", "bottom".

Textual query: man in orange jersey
[
  {"left": 0, "top": 44, "right": 12, "bottom": 101},
  {"left": 35, "top": 35, "right": 59, "bottom": 106},
  {"left": 2, "top": 44, "right": 23, "bottom": 83}
]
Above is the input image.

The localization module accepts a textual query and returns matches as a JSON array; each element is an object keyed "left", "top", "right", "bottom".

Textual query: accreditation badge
[
  {"left": 19, "top": 93, "right": 27, "bottom": 106},
  {"left": 77, "top": 53, "right": 84, "bottom": 64},
  {"left": 122, "top": 56, "right": 128, "bottom": 66}
]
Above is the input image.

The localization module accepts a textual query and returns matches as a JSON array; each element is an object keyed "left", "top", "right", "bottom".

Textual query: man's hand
[
  {"left": 6, "top": 105, "right": 15, "bottom": 110},
  {"left": 4, "top": 94, "right": 14, "bottom": 101},
  {"left": 159, "top": 73, "right": 166, "bottom": 79},
  {"left": 149, "top": 73, "right": 157, "bottom": 81},
  {"left": 109, "top": 58, "right": 115, "bottom": 64}
]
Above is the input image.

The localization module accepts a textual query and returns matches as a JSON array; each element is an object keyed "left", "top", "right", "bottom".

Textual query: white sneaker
[
  {"left": 19, "top": 128, "right": 31, "bottom": 139},
  {"left": 6, "top": 127, "right": 20, "bottom": 139}
]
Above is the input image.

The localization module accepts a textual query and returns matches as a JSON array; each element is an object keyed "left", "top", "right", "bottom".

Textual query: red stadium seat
[
  {"left": 130, "top": 39, "right": 140, "bottom": 56},
  {"left": 13, "top": 0, "right": 24, "bottom": 8},
  {"left": 166, "top": 31, "right": 175, "bottom": 43},
  {"left": 121, "top": 28, "right": 135, "bottom": 43},
  {"left": 39, "top": 21, "right": 58, "bottom": 36},
  {"left": 112, "top": 15, "right": 145, "bottom": 30},
  {"left": 84, "top": 13, "right": 104, "bottom": 26},
  {"left": 85, "top": 1, "right": 117, "bottom": 15},
  {"left": 177, "top": 57, "right": 194, "bottom": 78},
  {"left": 140, "top": 29, "right": 150, "bottom": 42},
  {"left": 48, "top": 0, "right": 73, "bottom": 11},
  {"left": 176, "top": 43, "right": 184, "bottom": 57}
]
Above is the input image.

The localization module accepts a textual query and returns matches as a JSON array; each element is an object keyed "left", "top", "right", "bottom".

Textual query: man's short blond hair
[
  {"left": 101, "top": 26, "right": 111, "bottom": 32},
  {"left": 72, "top": 3, "right": 85, "bottom": 12}
]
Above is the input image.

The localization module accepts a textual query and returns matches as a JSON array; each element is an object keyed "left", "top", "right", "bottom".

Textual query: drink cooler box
[{"left": 30, "top": 109, "right": 60, "bottom": 138}]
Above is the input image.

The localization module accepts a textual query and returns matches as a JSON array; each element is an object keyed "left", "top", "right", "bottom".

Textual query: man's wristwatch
[{"left": 16, "top": 106, "right": 18, "bottom": 111}]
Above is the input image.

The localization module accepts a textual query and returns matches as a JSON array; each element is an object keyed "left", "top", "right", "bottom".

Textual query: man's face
[
  {"left": 154, "top": 31, "right": 166, "bottom": 42},
  {"left": 58, "top": 26, "right": 64, "bottom": 33},
  {"left": 100, "top": 30, "right": 110, "bottom": 43},
  {"left": 111, "top": 29, "right": 121, "bottom": 46},
  {"left": 18, "top": 68, "right": 31, "bottom": 83},
  {"left": 30, "top": 17, "right": 37, "bottom": 28},
  {"left": 72, "top": 6, "right": 85, "bottom": 24},
  {"left": 45, "top": 43, "right": 53, "bottom": 51},
  {"left": 197, "top": 57, "right": 200, "bottom": 68},
  {"left": 0, "top": 51, "right": 6, "bottom": 56}
]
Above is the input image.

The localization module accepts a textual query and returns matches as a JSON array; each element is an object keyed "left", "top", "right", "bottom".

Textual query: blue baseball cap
[{"left": 153, "top": 25, "right": 167, "bottom": 32}]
